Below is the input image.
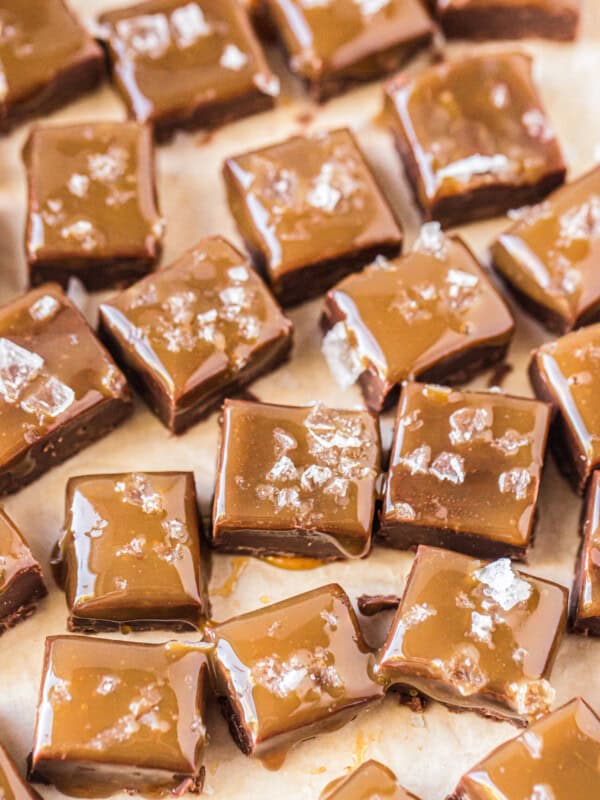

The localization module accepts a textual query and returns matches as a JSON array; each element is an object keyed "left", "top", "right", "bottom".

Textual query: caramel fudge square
[
  {"left": 374, "top": 546, "right": 567, "bottom": 724},
  {"left": 530, "top": 323, "right": 600, "bottom": 493},
  {"left": 212, "top": 399, "right": 381, "bottom": 560},
  {"left": 571, "top": 471, "right": 600, "bottom": 635},
  {"left": 0, "top": 0, "right": 104, "bottom": 133},
  {"left": 24, "top": 122, "right": 163, "bottom": 291},
  {"left": 0, "top": 285, "right": 132, "bottom": 497},
  {"left": 447, "top": 697, "right": 600, "bottom": 800},
  {"left": 55, "top": 472, "right": 207, "bottom": 633},
  {"left": 321, "top": 760, "right": 422, "bottom": 800},
  {"left": 322, "top": 228, "right": 515, "bottom": 412},
  {"left": 99, "top": 0, "right": 279, "bottom": 141},
  {"left": 267, "top": 0, "right": 433, "bottom": 102},
  {"left": 493, "top": 166, "right": 600, "bottom": 334},
  {"left": 223, "top": 128, "right": 403, "bottom": 306},
  {"left": 0, "top": 506, "right": 46, "bottom": 635},
  {"left": 99, "top": 236, "right": 292, "bottom": 433},
  {"left": 30, "top": 637, "right": 210, "bottom": 797},
  {"left": 380, "top": 383, "right": 551, "bottom": 561},
  {"left": 207, "top": 583, "right": 384, "bottom": 759},
  {"left": 436, "top": 0, "right": 580, "bottom": 42},
  {"left": 385, "top": 52, "right": 566, "bottom": 228}
]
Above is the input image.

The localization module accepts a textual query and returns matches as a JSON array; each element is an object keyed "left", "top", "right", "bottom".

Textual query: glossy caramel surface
[
  {"left": 382, "top": 383, "right": 550, "bottom": 549},
  {"left": 0, "top": 285, "right": 129, "bottom": 468},
  {"left": 572, "top": 471, "right": 600, "bottom": 626},
  {"left": 494, "top": 167, "right": 600, "bottom": 330},
  {"left": 385, "top": 52, "right": 564, "bottom": 207},
  {"left": 213, "top": 399, "right": 381, "bottom": 558},
  {"left": 453, "top": 698, "right": 600, "bottom": 800},
  {"left": 376, "top": 546, "right": 567, "bottom": 721},
  {"left": 0, "top": 742, "right": 40, "bottom": 800},
  {"left": 0, "top": 0, "right": 101, "bottom": 113},
  {"left": 324, "top": 231, "right": 514, "bottom": 393},
  {"left": 208, "top": 583, "right": 383, "bottom": 755},
  {"left": 267, "top": 0, "right": 432, "bottom": 81},
  {"left": 24, "top": 122, "right": 162, "bottom": 265},
  {"left": 58, "top": 472, "right": 206, "bottom": 627},
  {"left": 99, "top": 0, "right": 278, "bottom": 125},
  {"left": 224, "top": 128, "right": 403, "bottom": 279},
  {"left": 99, "top": 236, "right": 292, "bottom": 405},
  {"left": 531, "top": 323, "right": 600, "bottom": 472},
  {"left": 321, "top": 760, "right": 420, "bottom": 800},
  {"left": 31, "top": 637, "right": 209, "bottom": 797},
  {"left": 0, "top": 507, "right": 39, "bottom": 596}
]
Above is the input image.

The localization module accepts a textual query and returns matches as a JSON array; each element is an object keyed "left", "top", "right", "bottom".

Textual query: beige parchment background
[{"left": 0, "top": 2, "right": 600, "bottom": 798}]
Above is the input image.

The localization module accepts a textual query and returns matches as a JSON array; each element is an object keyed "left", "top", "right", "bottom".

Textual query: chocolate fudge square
[
  {"left": 321, "top": 760, "right": 422, "bottom": 800},
  {"left": 322, "top": 228, "right": 515, "bottom": 412},
  {"left": 530, "top": 323, "right": 600, "bottom": 493},
  {"left": 0, "top": 742, "right": 41, "bottom": 800},
  {"left": 99, "top": 0, "right": 279, "bottom": 141},
  {"left": 267, "top": 0, "right": 433, "bottom": 101},
  {"left": 223, "top": 128, "right": 403, "bottom": 306},
  {"left": 0, "top": 507, "right": 46, "bottom": 634},
  {"left": 0, "top": 0, "right": 104, "bottom": 133},
  {"left": 212, "top": 399, "right": 381, "bottom": 560},
  {"left": 385, "top": 52, "right": 566, "bottom": 228},
  {"left": 98, "top": 236, "right": 292, "bottom": 433},
  {"left": 30, "top": 636, "right": 210, "bottom": 797},
  {"left": 437, "top": 0, "right": 580, "bottom": 42},
  {"left": 374, "top": 546, "right": 567, "bottom": 724},
  {"left": 55, "top": 472, "right": 208, "bottom": 632},
  {"left": 24, "top": 122, "right": 163, "bottom": 291},
  {"left": 493, "top": 166, "right": 600, "bottom": 334},
  {"left": 379, "top": 383, "right": 551, "bottom": 561},
  {"left": 571, "top": 471, "right": 600, "bottom": 635},
  {"left": 447, "top": 698, "right": 600, "bottom": 800},
  {"left": 207, "top": 583, "right": 384, "bottom": 759},
  {"left": 0, "top": 285, "right": 132, "bottom": 497}
]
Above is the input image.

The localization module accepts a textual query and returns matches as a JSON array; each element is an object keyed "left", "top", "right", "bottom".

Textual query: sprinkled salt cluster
[
  {"left": 522, "top": 108, "right": 555, "bottom": 143},
  {"left": 29, "top": 294, "right": 60, "bottom": 322},
  {"left": 171, "top": 2, "right": 211, "bottom": 47},
  {"left": 20, "top": 376, "right": 75, "bottom": 420},
  {"left": 306, "top": 159, "right": 360, "bottom": 214},
  {"left": 492, "top": 429, "right": 530, "bottom": 456},
  {"left": 355, "top": 0, "right": 390, "bottom": 14},
  {"left": 96, "top": 675, "right": 121, "bottom": 696},
  {"left": 449, "top": 406, "right": 493, "bottom": 445},
  {"left": 220, "top": 43, "right": 248, "bottom": 71},
  {"left": 399, "top": 444, "right": 465, "bottom": 485},
  {"left": 414, "top": 222, "right": 448, "bottom": 260},
  {"left": 473, "top": 558, "right": 532, "bottom": 611},
  {"left": 60, "top": 219, "right": 101, "bottom": 252},
  {"left": 88, "top": 682, "right": 169, "bottom": 750},
  {"left": 490, "top": 82, "right": 510, "bottom": 109},
  {"left": 390, "top": 287, "right": 433, "bottom": 324},
  {"left": 67, "top": 173, "right": 90, "bottom": 198},
  {"left": 154, "top": 518, "right": 190, "bottom": 563},
  {"left": 507, "top": 678, "right": 555, "bottom": 716},
  {"left": 252, "top": 647, "right": 344, "bottom": 700},
  {"left": 437, "top": 154, "right": 511, "bottom": 184},
  {"left": 468, "top": 611, "right": 494, "bottom": 646},
  {"left": 392, "top": 501, "right": 416, "bottom": 521},
  {"left": 530, "top": 785, "right": 556, "bottom": 800},
  {"left": 321, "top": 322, "right": 364, "bottom": 389},
  {"left": 444, "top": 268, "right": 480, "bottom": 314},
  {"left": 507, "top": 201, "right": 552, "bottom": 225},
  {"left": 498, "top": 467, "right": 532, "bottom": 501},
  {"left": 116, "top": 3, "right": 211, "bottom": 59},
  {"left": 115, "top": 535, "right": 146, "bottom": 558},
  {"left": 49, "top": 678, "right": 73, "bottom": 705},
  {"left": 557, "top": 195, "right": 600, "bottom": 246},
  {"left": 115, "top": 473, "right": 164, "bottom": 515},
  {"left": 436, "top": 644, "right": 487, "bottom": 697}
]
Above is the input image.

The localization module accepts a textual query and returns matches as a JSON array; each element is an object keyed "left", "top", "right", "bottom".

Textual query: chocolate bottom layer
[
  {"left": 0, "top": 569, "right": 47, "bottom": 635},
  {"left": 440, "top": 6, "right": 579, "bottom": 42},
  {"left": 29, "top": 252, "right": 161, "bottom": 292}
]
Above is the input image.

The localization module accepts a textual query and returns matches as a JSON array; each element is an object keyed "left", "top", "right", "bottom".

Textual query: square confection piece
[
  {"left": 24, "top": 122, "right": 163, "bottom": 291},
  {"left": 448, "top": 697, "right": 600, "bottom": 800},
  {"left": 30, "top": 637, "right": 210, "bottom": 797},
  {"left": 385, "top": 52, "right": 566, "bottom": 228},
  {"left": 570, "top": 471, "right": 600, "bottom": 635},
  {"left": 0, "top": 0, "right": 104, "bottom": 133},
  {"left": 267, "top": 0, "right": 433, "bottom": 102},
  {"left": 98, "top": 237, "right": 292, "bottom": 433},
  {"left": 492, "top": 166, "right": 600, "bottom": 334},
  {"left": 207, "top": 583, "right": 384, "bottom": 759},
  {"left": 380, "top": 383, "right": 551, "bottom": 561},
  {"left": 0, "top": 507, "right": 46, "bottom": 634},
  {"left": 223, "top": 128, "right": 404, "bottom": 306},
  {"left": 374, "top": 546, "right": 567, "bottom": 724},
  {"left": 322, "top": 228, "right": 515, "bottom": 412},
  {"left": 321, "top": 760, "right": 421, "bottom": 800},
  {"left": 98, "top": 0, "right": 279, "bottom": 141},
  {"left": 212, "top": 399, "right": 381, "bottom": 560},
  {"left": 55, "top": 472, "right": 207, "bottom": 632},
  {"left": 0, "top": 285, "right": 132, "bottom": 497},
  {"left": 530, "top": 323, "right": 600, "bottom": 493},
  {"left": 0, "top": 742, "right": 41, "bottom": 800},
  {"left": 436, "top": 0, "right": 580, "bottom": 41}
]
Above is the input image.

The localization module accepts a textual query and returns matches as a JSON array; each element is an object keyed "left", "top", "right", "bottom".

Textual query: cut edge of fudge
[
  {"left": 438, "top": 1, "right": 580, "bottom": 42},
  {"left": 570, "top": 471, "right": 600, "bottom": 635}
]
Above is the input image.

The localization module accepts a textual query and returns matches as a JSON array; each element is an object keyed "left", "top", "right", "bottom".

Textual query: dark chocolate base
[
  {"left": 391, "top": 127, "right": 566, "bottom": 229},
  {"left": 357, "top": 594, "right": 401, "bottom": 616},
  {"left": 0, "top": 46, "right": 104, "bottom": 134},
  {"left": 0, "top": 395, "right": 133, "bottom": 497},
  {"left": 440, "top": 5, "right": 579, "bottom": 42},
  {"left": 67, "top": 615, "right": 201, "bottom": 634},
  {"left": 0, "top": 570, "right": 47, "bottom": 635},
  {"left": 391, "top": 684, "right": 528, "bottom": 727},
  {"left": 210, "top": 525, "right": 369, "bottom": 561},
  {"left": 29, "top": 252, "right": 161, "bottom": 292},
  {"left": 99, "top": 316, "right": 292, "bottom": 434}
]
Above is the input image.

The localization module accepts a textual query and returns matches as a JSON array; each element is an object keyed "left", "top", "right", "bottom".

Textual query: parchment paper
[{"left": 1, "top": 3, "right": 600, "bottom": 798}]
